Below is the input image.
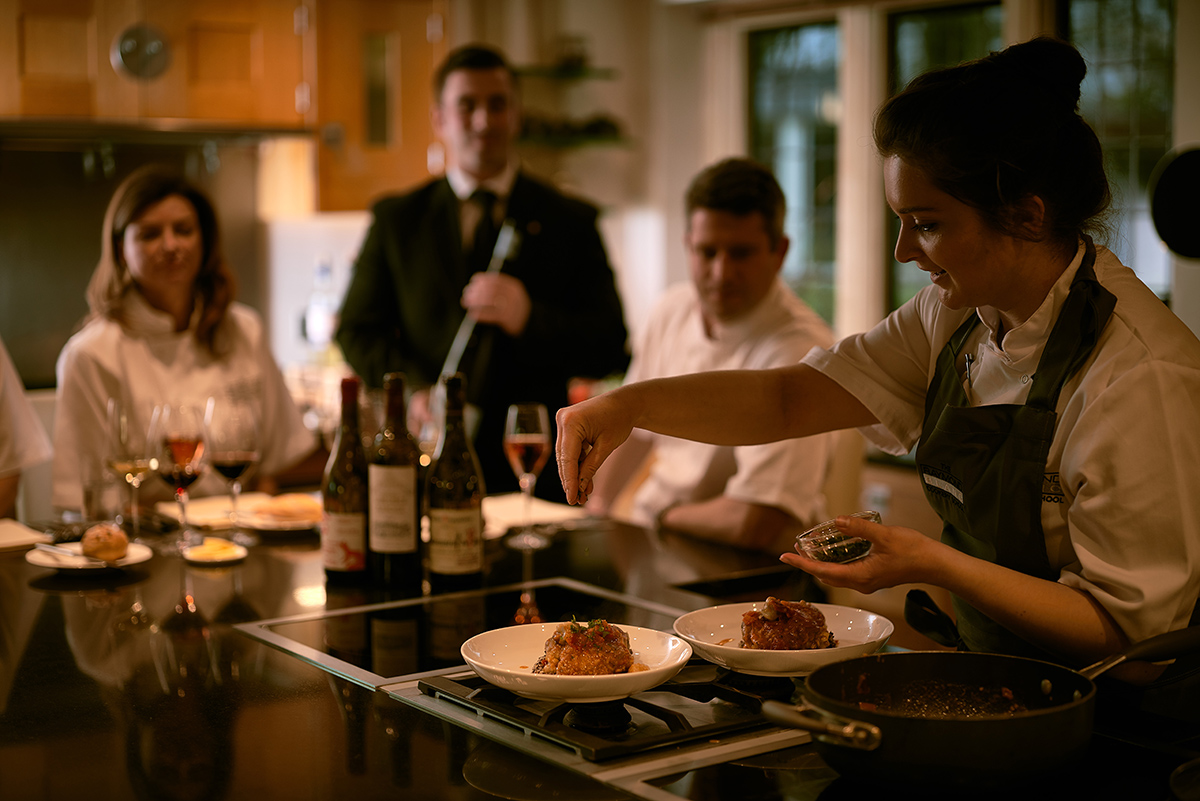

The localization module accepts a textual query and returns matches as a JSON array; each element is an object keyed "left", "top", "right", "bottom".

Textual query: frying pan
[{"left": 762, "top": 626, "right": 1200, "bottom": 788}]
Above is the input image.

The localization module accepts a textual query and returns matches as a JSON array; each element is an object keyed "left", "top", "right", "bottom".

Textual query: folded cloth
[
  {"left": 482, "top": 493, "right": 588, "bottom": 539},
  {"left": 0, "top": 518, "right": 51, "bottom": 552}
]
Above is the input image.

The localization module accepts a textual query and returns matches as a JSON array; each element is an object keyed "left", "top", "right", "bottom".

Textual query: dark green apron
[{"left": 910, "top": 239, "right": 1116, "bottom": 659}]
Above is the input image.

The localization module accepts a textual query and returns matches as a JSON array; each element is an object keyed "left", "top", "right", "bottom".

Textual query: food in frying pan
[
  {"left": 532, "top": 619, "right": 648, "bottom": 675},
  {"left": 80, "top": 522, "right": 129, "bottom": 561},
  {"left": 741, "top": 597, "right": 837, "bottom": 650}
]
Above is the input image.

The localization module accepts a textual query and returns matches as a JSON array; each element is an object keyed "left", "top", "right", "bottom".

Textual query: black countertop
[{"left": 1, "top": 519, "right": 1195, "bottom": 801}]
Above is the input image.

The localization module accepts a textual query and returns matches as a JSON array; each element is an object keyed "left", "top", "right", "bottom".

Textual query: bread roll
[{"left": 81, "top": 523, "right": 129, "bottom": 561}]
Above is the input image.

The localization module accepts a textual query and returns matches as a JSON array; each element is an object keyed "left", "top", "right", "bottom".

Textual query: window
[
  {"left": 1067, "top": 0, "right": 1175, "bottom": 299},
  {"left": 886, "top": 3, "right": 1004, "bottom": 311},
  {"left": 748, "top": 22, "right": 840, "bottom": 323}
]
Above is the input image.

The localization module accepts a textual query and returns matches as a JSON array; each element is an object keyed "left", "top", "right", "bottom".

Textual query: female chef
[{"left": 555, "top": 36, "right": 1200, "bottom": 694}]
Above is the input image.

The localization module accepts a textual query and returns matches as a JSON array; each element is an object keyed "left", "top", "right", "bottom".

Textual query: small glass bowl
[{"left": 796, "top": 510, "right": 881, "bottom": 564}]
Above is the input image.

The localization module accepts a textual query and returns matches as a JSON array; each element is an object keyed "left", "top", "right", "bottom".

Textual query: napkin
[
  {"left": 0, "top": 519, "right": 51, "bottom": 552},
  {"left": 482, "top": 493, "right": 588, "bottom": 539}
]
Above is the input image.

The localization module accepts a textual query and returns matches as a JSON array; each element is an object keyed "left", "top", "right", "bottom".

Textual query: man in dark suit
[{"left": 335, "top": 44, "right": 629, "bottom": 501}]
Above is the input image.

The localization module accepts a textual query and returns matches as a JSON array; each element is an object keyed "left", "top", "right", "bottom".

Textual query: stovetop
[{"left": 387, "top": 662, "right": 814, "bottom": 801}]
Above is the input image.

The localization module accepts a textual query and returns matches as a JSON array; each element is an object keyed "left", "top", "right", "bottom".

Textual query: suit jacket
[{"left": 336, "top": 172, "right": 630, "bottom": 500}]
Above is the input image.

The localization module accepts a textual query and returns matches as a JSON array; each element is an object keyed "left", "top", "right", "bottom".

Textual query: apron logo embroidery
[
  {"left": 921, "top": 467, "right": 964, "bottom": 504},
  {"left": 1042, "top": 472, "right": 1065, "bottom": 504}
]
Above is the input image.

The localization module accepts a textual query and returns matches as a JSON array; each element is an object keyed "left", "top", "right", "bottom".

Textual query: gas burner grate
[{"left": 418, "top": 661, "right": 795, "bottom": 761}]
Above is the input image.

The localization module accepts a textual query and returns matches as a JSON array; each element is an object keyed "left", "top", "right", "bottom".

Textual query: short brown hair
[
  {"left": 433, "top": 44, "right": 516, "bottom": 103},
  {"left": 685, "top": 158, "right": 787, "bottom": 250}
]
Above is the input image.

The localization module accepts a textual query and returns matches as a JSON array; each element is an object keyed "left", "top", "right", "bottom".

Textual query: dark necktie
[{"left": 468, "top": 189, "right": 499, "bottom": 274}]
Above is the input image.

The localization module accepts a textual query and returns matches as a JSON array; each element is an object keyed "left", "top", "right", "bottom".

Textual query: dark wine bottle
[
  {"left": 425, "top": 373, "right": 486, "bottom": 593},
  {"left": 322, "top": 376, "right": 368, "bottom": 583},
  {"left": 367, "top": 372, "right": 423, "bottom": 595}
]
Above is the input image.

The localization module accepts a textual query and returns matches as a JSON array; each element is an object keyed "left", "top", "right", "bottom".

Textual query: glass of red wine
[
  {"left": 204, "top": 396, "right": 262, "bottom": 546},
  {"left": 149, "top": 402, "right": 209, "bottom": 550},
  {"left": 503, "top": 403, "right": 552, "bottom": 553}
]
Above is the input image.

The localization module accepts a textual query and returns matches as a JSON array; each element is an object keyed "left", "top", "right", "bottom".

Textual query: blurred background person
[
  {"left": 587, "top": 158, "right": 834, "bottom": 552},
  {"left": 52, "top": 166, "right": 316, "bottom": 515},
  {"left": 0, "top": 335, "right": 52, "bottom": 519},
  {"left": 335, "top": 44, "right": 629, "bottom": 502}
]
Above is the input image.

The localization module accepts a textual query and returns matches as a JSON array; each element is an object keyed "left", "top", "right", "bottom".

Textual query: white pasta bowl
[
  {"left": 673, "top": 601, "right": 894, "bottom": 677},
  {"left": 461, "top": 622, "right": 693, "bottom": 703}
]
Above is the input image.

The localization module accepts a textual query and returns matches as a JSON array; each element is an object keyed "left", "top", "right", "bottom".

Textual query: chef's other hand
[
  {"left": 779, "top": 514, "right": 941, "bottom": 594},
  {"left": 462, "top": 272, "right": 531, "bottom": 336},
  {"left": 556, "top": 391, "right": 634, "bottom": 506}
]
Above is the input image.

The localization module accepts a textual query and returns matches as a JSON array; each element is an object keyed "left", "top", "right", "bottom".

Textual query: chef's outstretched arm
[{"left": 556, "top": 363, "right": 874, "bottom": 505}]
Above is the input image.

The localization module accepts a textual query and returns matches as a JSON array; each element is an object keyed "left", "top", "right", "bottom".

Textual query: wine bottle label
[
  {"left": 427, "top": 507, "right": 483, "bottom": 574},
  {"left": 322, "top": 512, "right": 366, "bottom": 571},
  {"left": 368, "top": 464, "right": 418, "bottom": 553}
]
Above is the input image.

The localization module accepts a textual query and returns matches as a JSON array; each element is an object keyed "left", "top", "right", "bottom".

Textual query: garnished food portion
[
  {"left": 741, "top": 597, "right": 837, "bottom": 650},
  {"left": 532, "top": 619, "right": 648, "bottom": 675},
  {"left": 80, "top": 523, "right": 129, "bottom": 561}
]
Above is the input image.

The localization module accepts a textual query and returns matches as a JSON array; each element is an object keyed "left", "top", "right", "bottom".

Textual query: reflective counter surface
[{"left": 1, "top": 519, "right": 1195, "bottom": 801}]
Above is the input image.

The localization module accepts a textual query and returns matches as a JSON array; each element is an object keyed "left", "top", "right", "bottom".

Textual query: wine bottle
[
  {"left": 322, "top": 376, "right": 368, "bottom": 582},
  {"left": 367, "top": 373, "right": 423, "bottom": 595},
  {"left": 425, "top": 373, "right": 486, "bottom": 593}
]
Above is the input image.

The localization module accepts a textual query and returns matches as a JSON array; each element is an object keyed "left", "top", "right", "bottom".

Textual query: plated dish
[
  {"left": 182, "top": 538, "right": 248, "bottom": 565},
  {"left": 25, "top": 541, "right": 153, "bottom": 571},
  {"left": 461, "top": 622, "right": 692, "bottom": 703},
  {"left": 673, "top": 602, "right": 893, "bottom": 677}
]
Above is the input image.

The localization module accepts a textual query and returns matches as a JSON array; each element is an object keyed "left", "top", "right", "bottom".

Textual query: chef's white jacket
[
  {"left": 804, "top": 241, "right": 1200, "bottom": 645},
  {"left": 52, "top": 291, "right": 315, "bottom": 511},
  {"left": 626, "top": 278, "right": 835, "bottom": 533},
  {"left": 0, "top": 337, "right": 52, "bottom": 479}
]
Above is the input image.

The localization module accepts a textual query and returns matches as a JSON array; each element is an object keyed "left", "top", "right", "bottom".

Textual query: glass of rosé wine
[
  {"left": 149, "top": 402, "right": 209, "bottom": 551},
  {"left": 503, "top": 403, "right": 552, "bottom": 552}
]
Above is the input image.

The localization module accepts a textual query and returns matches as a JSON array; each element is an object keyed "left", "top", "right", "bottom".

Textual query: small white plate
[
  {"left": 461, "top": 623, "right": 692, "bottom": 703},
  {"left": 237, "top": 512, "right": 319, "bottom": 532},
  {"left": 25, "top": 541, "right": 153, "bottom": 571},
  {"left": 182, "top": 538, "right": 248, "bottom": 565},
  {"left": 673, "top": 601, "right": 893, "bottom": 677}
]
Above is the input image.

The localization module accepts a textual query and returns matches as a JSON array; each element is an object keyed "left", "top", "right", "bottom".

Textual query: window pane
[
  {"left": 1070, "top": 0, "right": 1175, "bottom": 299},
  {"left": 748, "top": 22, "right": 840, "bottom": 323},
  {"left": 886, "top": 3, "right": 1003, "bottom": 311}
]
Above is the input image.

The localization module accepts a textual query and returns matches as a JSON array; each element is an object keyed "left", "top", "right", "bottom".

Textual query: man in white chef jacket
[{"left": 588, "top": 159, "right": 835, "bottom": 552}]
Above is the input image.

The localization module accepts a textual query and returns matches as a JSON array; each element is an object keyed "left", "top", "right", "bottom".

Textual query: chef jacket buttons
[{"left": 1021, "top": 374, "right": 1030, "bottom": 384}]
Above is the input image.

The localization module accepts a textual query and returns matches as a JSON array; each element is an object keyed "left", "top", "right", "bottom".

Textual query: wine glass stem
[
  {"left": 520, "top": 473, "right": 536, "bottom": 531},
  {"left": 130, "top": 480, "right": 141, "bottom": 539},
  {"left": 176, "top": 488, "right": 190, "bottom": 532},
  {"left": 230, "top": 480, "right": 241, "bottom": 528}
]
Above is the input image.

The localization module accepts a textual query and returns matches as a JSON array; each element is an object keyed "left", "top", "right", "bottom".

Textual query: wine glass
[
  {"left": 503, "top": 403, "right": 552, "bottom": 553},
  {"left": 149, "top": 402, "right": 208, "bottom": 551},
  {"left": 204, "top": 397, "right": 262, "bottom": 547},
  {"left": 106, "top": 398, "right": 152, "bottom": 541}
]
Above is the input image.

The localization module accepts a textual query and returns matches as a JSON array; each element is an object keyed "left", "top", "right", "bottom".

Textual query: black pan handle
[
  {"left": 761, "top": 700, "right": 882, "bottom": 751},
  {"left": 1080, "top": 625, "right": 1200, "bottom": 680}
]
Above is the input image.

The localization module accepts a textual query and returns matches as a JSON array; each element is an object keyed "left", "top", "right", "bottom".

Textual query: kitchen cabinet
[
  {"left": 0, "top": 0, "right": 311, "bottom": 126},
  {"left": 314, "top": 0, "right": 449, "bottom": 212}
]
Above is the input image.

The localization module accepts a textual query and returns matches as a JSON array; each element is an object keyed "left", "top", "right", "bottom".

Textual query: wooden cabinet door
[
  {"left": 315, "top": 0, "right": 448, "bottom": 211},
  {"left": 0, "top": 0, "right": 139, "bottom": 118},
  {"left": 0, "top": 0, "right": 308, "bottom": 124},
  {"left": 138, "top": 0, "right": 309, "bottom": 125}
]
